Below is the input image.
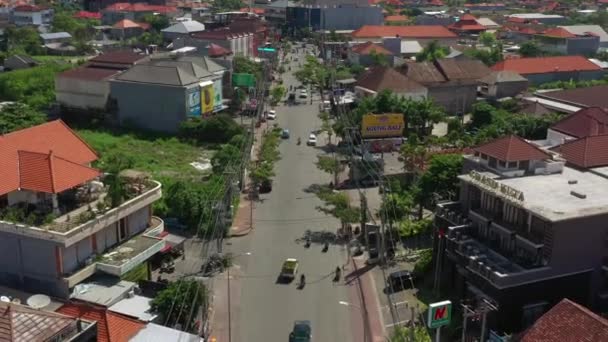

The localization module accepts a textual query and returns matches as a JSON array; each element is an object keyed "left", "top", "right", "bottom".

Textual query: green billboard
[{"left": 233, "top": 73, "right": 256, "bottom": 87}]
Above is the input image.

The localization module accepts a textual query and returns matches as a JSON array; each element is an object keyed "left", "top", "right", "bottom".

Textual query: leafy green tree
[
  {"left": 179, "top": 114, "right": 245, "bottom": 144},
  {"left": 315, "top": 155, "right": 344, "bottom": 185},
  {"left": 0, "top": 103, "right": 46, "bottom": 134},
  {"left": 470, "top": 102, "right": 495, "bottom": 129},
  {"left": 142, "top": 14, "right": 170, "bottom": 32},
  {"left": 412, "top": 248, "right": 433, "bottom": 277},
  {"left": 318, "top": 111, "right": 334, "bottom": 143},
  {"left": 416, "top": 40, "right": 447, "bottom": 62},
  {"left": 151, "top": 279, "right": 207, "bottom": 331},
  {"left": 479, "top": 31, "right": 497, "bottom": 47},
  {"left": 165, "top": 177, "right": 224, "bottom": 233},
  {"left": 315, "top": 186, "right": 361, "bottom": 229},
  {"left": 390, "top": 323, "right": 431, "bottom": 341},
  {"left": 415, "top": 154, "right": 463, "bottom": 215},
  {"left": 379, "top": 192, "right": 413, "bottom": 225},
  {"left": 370, "top": 49, "right": 388, "bottom": 66},
  {"left": 400, "top": 98, "right": 445, "bottom": 137},
  {"left": 233, "top": 55, "right": 263, "bottom": 80},
  {"left": 270, "top": 85, "right": 286, "bottom": 106},
  {"left": 520, "top": 40, "right": 543, "bottom": 57},
  {"left": 0, "top": 63, "right": 71, "bottom": 109},
  {"left": 5, "top": 27, "right": 44, "bottom": 55},
  {"left": 212, "top": 0, "right": 244, "bottom": 12},
  {"left": 103, "top": 152, "right": 135, "bottom": 207},
  {"left": 464, "top": 44, "right": 503, "bottom": 66},
  {"left": 211, "top": 144, "right": 241, "bottom": 173}
]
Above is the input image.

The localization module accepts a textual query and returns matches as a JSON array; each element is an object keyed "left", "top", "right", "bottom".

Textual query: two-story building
[
  {"left": 10, "top": 4, "right": 53, "bottom": 26},
  {"left": 0, "top": 120, "right": 164, "bottom": 298},
  {"left": 433, "top": 131, "right": 608, "bottom": 334},
  {"left": 110, "top": 55, "right": 226, "bottom": 132}
]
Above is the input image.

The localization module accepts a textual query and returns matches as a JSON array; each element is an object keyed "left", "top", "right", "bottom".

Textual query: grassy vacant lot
[{"left": 76, "top": 129, "right": 213, "bottom": 182}]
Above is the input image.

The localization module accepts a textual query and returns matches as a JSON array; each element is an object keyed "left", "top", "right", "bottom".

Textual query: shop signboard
[
  {"left": 186, "top": 86, "right": 201, "bottom": 117},
  {"left": 428, "top": 300, "right": 452, "bottom": 329},
  {"left": 213, "top": 78, "right": 223, "bottom": 112},
  {"left": 361, "top": 113, "right": 405, "bottom": 138},
  {"left": 201, "top": 81, "right": 214, "bottom": 114}
]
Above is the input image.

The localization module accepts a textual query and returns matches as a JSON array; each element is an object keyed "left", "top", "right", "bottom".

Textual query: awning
[
  {"left": 161, "top": 233, "right": 186, "bottom": 253},
  {"left": 337, "top": 78, "right": 356, "bottom": 84},
  {"left": 199, "top": 80, "right": 213, "bottom": 87}
]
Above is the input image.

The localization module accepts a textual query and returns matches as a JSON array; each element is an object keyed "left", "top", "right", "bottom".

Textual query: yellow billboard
[
  {"left": 201, "top": 83, "right": 215, "bottom": 114},
  {"left": 361, "top": 113, "right": 405, "bottom": 138}
]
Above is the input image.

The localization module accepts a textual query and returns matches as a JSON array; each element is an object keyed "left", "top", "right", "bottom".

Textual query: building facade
[
  {"left": 10, "top": 5, "right": 53, "bottom": 26},
  {"left": 110, "top": 55, "right": 226, "bottom": 132},
  {"left": 433, "top": 134, "right": 608, "bottom": 334},
  {"left": 0, "top": 121, "right": 165, "bottom": 298}
]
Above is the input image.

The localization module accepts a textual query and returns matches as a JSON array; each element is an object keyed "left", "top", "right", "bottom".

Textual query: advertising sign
[
  {"left": 201, "top": 83, "right": 214, "bottom": 114},
  {"left": 186, "top": 87, "right": 201, "bottom": 117},
  {"left": 428, "top": 300, "right": 452, "bottom": 329},
  {"left": 213, "top": 79, "right": 223, "bottom": 112},
  {"left": 232, "top": 73, "right": 256, "bottom": 87},
  {"left": 361, "top": 113, "right": 405, "bottom": 138}
]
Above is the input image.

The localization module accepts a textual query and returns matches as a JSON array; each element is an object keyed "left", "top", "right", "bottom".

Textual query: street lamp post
[{"left": 338, "top": 301, "right": 369, "bottom": 342}]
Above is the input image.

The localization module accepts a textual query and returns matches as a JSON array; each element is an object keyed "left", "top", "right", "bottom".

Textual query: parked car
[
  {"left": 307, "top": 133, "right": 317, "bottom": 146},
  {"left": 387, "top": 270, "right": 414, "bottom": 293},
  {"left": 267, "top": 110, "right": 276, "bottom": 120},
  {"left": 281, "top": 129, "right": 290, "bottom": 139},
  {"left": 299, "top": 90, "right": 308, "bottom": 99}
]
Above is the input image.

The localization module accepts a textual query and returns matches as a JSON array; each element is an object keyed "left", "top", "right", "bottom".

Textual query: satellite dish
[
  {"left": 0, "top": 296, "right": 9, "bottom": 303},
  {"left": 27, "top": 294, "right": 51, "bottom": 309}
]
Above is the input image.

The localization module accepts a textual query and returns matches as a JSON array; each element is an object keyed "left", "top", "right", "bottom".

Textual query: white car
[
  {"left": 299, "top": 90, "right": 308, "bottom": 99},
  {"left": 267, "top": 110, "right": 276, "bottom": 120},
  {"left": 307, "top": 134, "right": 317, "bottom": 146}
]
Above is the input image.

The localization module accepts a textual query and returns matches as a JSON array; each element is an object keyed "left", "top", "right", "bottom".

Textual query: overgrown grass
[
  {"left": 32, "top": 55, "right": 89, "bottom": 64},
  {"left": 76, "top": 129, "right": 212, "bottom": 181}
]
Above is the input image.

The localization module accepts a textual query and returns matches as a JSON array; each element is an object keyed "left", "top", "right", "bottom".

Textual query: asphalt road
[{"left": 229, "top": 47, "right": 355, "bottom": 342}]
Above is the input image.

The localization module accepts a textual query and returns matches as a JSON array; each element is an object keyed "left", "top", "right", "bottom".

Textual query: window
[
  {"left": 522, "top": 302, "right": 548, "bottom": 328},
  {"left": 508, "top": 161, "right": 517, "bottom": 168},
  {"left": 481, "top": 153, "right": 488, "bottom": 160},
  {"left": 489, "top": 157, "right": 497, "bottom": 168},
  {"left": 499, "top": 160, "right": 506, "bottom": 168}
]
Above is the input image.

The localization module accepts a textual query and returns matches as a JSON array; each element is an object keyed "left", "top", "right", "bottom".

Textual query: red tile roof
[
  {"left": 552, "top": 135, "right": 608, "bottom": 168},
  {"left": 351, "top": 41, "right": 393, "bottom": 55},
  {"left": 207, "top": 43, "right": 232, "bottom": 57},
  {"left": 13, "top": 4, "right": 46, "bottom": 12},
  {"left": 57, "top": 303, "right": 145, "bottom": 342},
  {"left": 551, "top": 107, "right": 608, "bottom": 138},
  {"left": 74, "top": 11, "right": 101, "bottom": 19},
  {"left": 0, "top": 120, "right": 99, "bottom": 196},
  {"left": 352, "top": 25, "right": 457, "bottom": 39},
  {"left": 520, "top": 299, "right": 608, "bottom": 341},
  {"left": 384, "top": 15, "right": 409, "bottom": 22},
  {"left": 0, "top": 302, "right": 79, "bottom": 342},
  {"left": 474, "top": 135, "right": 550, "bottom": 162},
  {"left": 113, "top": 19, "right": 145, "bottom": 29},
  {"left": 104, "top": 2, "right": 177, "bottom": 14},
  {"left": 541, "top": 27, "right": 576, "bottom": 38},
  {"left": 491, "top": 56, "right": 602, "bottom": 75}
]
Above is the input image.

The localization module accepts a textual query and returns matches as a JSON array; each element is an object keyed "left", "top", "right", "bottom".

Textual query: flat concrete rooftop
[{"left": 461, "top": 166, "right": 608, "bottom": 221}]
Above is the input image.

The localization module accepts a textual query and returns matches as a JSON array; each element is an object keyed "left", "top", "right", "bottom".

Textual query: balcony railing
[
  {"left": 0, "top": 181, "right": 162, "bottom": 246},
  {"left": 97, "top": 217, "right": 165, "bottom": 276},
  {"left": 63, "top": 217, "right": 165, "bottom": 285}
]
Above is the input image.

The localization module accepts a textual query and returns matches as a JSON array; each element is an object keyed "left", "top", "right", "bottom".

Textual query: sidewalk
[
  {"left": 229, "top": 119, "right": 270, "bottom": 237},
  {"left": 347, "top": 256, "right": 386, "bottom": 342}
]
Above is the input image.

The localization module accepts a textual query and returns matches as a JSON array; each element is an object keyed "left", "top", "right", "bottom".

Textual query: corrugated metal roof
[{"left": 40, "top": 32, "right": 72, "bottom": 40}]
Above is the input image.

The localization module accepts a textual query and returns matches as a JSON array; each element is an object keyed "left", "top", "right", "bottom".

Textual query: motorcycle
[
  {"left": 297, "top": 137, "right": 301, "bottom": 145},
  {"left": 300, "top": 274, "right": 306, "bottom": 287},
  {"left": 304, "top": 237, "right": 311, "bottom": 248},
  {"left": 334, "top": 266, "right": 341, "bottom": 281},
  {"left": 322, "top": 242, "right": 329, "bottom": 253}
]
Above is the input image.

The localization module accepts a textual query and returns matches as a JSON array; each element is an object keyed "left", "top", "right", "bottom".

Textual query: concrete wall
[
  {"left": 111, "top": 81, "right": 188, "bottom": 133},
  {"left": 492, "top": 80, "right": 529, "bottom": 99},
  {"left": 551, "top": 214, "right": 608, "bottom": 303},
  {"left": 525, "top": 70, "right": 606, "bottom": 85},
  {"left": 428, "top": 84, "right": 477, "bottom": 115},
  {"left": 55, "top": 76, "right": 112, "bottom": 110},
  {"left": 320, "top": 6, "right": 383, "bottom": 31},
  {"left": 7, "top": 190, "right": 41, "bottom": 206}
]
